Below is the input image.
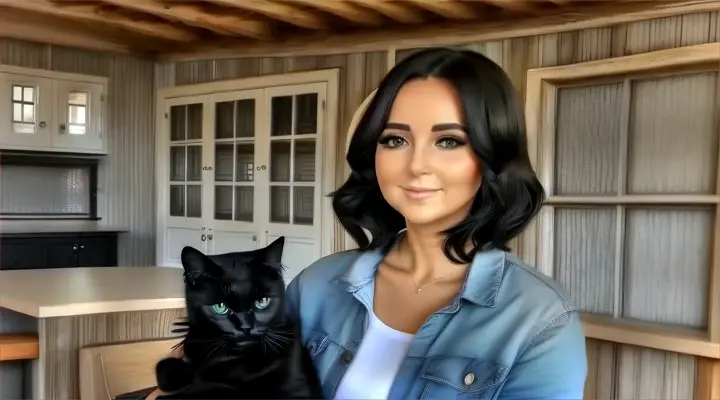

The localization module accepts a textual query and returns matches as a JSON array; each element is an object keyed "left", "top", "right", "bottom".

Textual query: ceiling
[{"left": 0, "top": 0, "right": 717, "bottom": 61}]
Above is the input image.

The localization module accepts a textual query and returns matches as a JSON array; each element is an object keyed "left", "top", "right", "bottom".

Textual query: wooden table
[{"left": 0, "top": 267, "right": 187, "bottom": 400}]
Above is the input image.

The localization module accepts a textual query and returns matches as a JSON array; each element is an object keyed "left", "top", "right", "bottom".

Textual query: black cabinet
[{"left": 0, "top": 231, "right": 120, "bottom": 270}]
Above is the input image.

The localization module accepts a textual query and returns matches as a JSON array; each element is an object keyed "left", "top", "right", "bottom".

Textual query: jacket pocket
[
  {"left": 304, "top": 328, "right": 331, "bottom": 359},
  {"left": 419, "top": 356, "right": 509, "bottom": 399}
]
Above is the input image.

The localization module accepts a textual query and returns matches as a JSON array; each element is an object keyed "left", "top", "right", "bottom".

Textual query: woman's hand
[{"left": 145, "top": 345, "right": 184, "bottom": 400}]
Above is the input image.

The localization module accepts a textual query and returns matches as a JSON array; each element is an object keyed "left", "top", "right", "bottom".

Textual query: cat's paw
[{"left": 155, "top": 357, "right": 193, "bottom": 392}]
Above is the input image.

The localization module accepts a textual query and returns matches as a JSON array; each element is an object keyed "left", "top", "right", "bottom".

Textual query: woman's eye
[
  {"left": 254, "top": 297, "right": 271, "bottom": 310},
  {"left": 437, "top": 137, "right": 464, "bottom": 149},
  {"left": 211, "top": 303, "right": 230, "bottom": 315},
  {"left": 378, "top": 135, "right": 407, "bottom": 148}
]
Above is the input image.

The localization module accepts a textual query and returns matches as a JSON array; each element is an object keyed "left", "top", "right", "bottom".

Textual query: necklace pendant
[{"left": 414, "top": 288, "right": 421, "bottom": 295}]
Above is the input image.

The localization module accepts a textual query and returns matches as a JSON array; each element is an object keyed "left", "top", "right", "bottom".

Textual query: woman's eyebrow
[
  {"left": 432, "top": 123, "right": 466, "bottom": 132},
  {"left": 385, "top": 122, "right": 411, "bottom": 131}
]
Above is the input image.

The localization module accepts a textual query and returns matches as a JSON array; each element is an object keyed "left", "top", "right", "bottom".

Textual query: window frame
[{"left": 523, "top": 42, "right": 720, "bottom": 358}]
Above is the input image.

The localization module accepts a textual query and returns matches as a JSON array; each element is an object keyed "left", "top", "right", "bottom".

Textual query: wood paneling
[{"left": 39, "top": 308, "right": 185, "bottom": 400}]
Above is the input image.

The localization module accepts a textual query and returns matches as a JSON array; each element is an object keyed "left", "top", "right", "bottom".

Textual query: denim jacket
[{"left": 285, "top": 249, "right": 587, "bottom": 399}]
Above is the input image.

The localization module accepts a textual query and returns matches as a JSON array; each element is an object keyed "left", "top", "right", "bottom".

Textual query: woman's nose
[{"left": 408, "top": 144, "right": 431, "bottom": 176}]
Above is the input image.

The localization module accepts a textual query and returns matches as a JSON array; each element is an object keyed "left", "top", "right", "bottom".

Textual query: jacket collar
[{"left": 334, "top": 248, "right": 507, "bottom": 308}]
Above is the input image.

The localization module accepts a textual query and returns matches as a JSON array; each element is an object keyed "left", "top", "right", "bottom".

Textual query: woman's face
[{"left": 375, "top": 77, "right": 482, "bottom": 229}]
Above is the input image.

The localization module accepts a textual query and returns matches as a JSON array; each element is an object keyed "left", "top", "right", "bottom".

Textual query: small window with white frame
[{"left": 11, "top": 84, "right": 36, "bottom": 134}]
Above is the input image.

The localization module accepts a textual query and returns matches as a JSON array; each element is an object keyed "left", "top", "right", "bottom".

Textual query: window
[
  {"left": 524, "top": 43, "right": 720, "bottom": 357},
  {"left": 11, "top": 84, "right": 35, "bottom": 134},
  {"left": 67, "top": 91, "right": 88, "bottom": 135}
]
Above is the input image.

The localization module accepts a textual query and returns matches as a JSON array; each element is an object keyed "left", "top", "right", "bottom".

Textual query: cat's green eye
[
  {"left": 211, "top": 303, "right": 230, "bottom": 315},
  {"left": 254, "top": 297, "right": 271, "bottom": 310}
]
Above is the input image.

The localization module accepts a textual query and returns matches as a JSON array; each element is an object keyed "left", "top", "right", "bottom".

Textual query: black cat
[{"left": 155, "top": 237, "right": 323, "bottom": 399}]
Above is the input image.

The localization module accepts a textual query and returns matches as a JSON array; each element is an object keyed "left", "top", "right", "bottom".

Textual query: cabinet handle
[
  {"left": 256, "top": 165, "right": 268, "bottom": 171},
  {"left": 39, "top": 121, "right": 46, "bottom": 128},
  {"left": 202, "top": 166, "right": 213, "bottom": 171},
  {"left": 208, "top": 234, "right": 213, "bottom": 240},
  {"left": 201, "top": 234, "right": 207, "bottom": 242},
  {"left": 59, "top": 123, "right": 66, "bottom": 134},
  {"left": 252, "top": 235, "right": 257, "bottom": 242}
]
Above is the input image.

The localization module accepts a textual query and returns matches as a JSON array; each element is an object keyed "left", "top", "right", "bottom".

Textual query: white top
[
  {"left": 335, "top": 312, "right": 415, "bottom": 400},
  {"left": 0, "top": 267, "right": 185, "bottom": 318}
]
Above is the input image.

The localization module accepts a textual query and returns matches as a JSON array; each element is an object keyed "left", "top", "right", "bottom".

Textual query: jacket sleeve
[{"left": 498, "top": 310, "right": 587, "bottom": 400}]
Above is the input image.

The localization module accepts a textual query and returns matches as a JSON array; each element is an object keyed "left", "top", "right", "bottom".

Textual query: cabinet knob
[
  {"left": 59, "top": 123, "right": 66, "bottom": 134},
  {"left": 201, "top": 234, "right": 207, "bottom": 242},
  {"left": 208, "top": 234, "right": 213, "bottom": 240},
  {"left": 252, "top": 235, "right": 257, "bottom": 242},
  {"left": 39, "top": 121, "right": 46, "bottom": 128}
]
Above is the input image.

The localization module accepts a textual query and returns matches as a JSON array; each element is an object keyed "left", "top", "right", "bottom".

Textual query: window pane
[
  {"left": 69, "top": 105, "right": 86, "bottom": 125},
  {"left": 555, "top": 83, "right": 622, "bottom": 196},
  {"left": 236, "top": 99, "right": 255, "bottom": 138},
  {"left": 13, "top": 103, "right": 22, "bottom": 122},
  {"left": 13, "top": 123, "right": 34, "bottom": 134},
  {"left": 214, "top": 186, "right": 233, "bottom": 220},
  {"left": 554, "top": 207, "right": 615, "bottom": 316},
  {"left": 170, "top": 105, "right": 186, "bottom": 141},
  {"left": 169, "top": 185, "right": 184, "bottom": 216},
  {"left": 622, "top": 207, "right": 711, "bottom": 328},
  {"left": 22, "top": 104, "right": 34, "bottom": 123},
  {"left": 235, "top": 186, "right": 253, "bottom": 222},
  {"left": 295, "top": 93, "right": 318, "bottom": 135},
  {"left": 68, "top": 124, "right": 86, "bottom": 135},
  {"left": 215, "top": 144, "right": 234, "bottom": 182},
  {"left": 186, "top": 185, "right": 202, "bottom": 218},
  {"left": 12, "top": 85, "right": 22, "bottom": 102},
  {"left": 68, "top": 91, "right": 87, "bottom": 106},
  {"left": 215, "top": 101, "right": 234, "bottom": 139},
  {"left": 627, "top": 73, "right": 718, "bottom": 194},
  {"left": 187, "top": 145, "right": 202, "bottom": 182},
  {"left": 294, "top": 139, "right": 315, "bottom": 182},
  {"left": 169, "top": 146, "right": 185, "bottom": 181},
  {"left": 270, "top": 186, "right": 290, "bottom": 223},
  {"left": 270, "top": 96, "right": 292, "bottom": 136},
  {"left": 187, "top": 103, "right": 203, "bottom": 140},
  {"left": 293, "top": 186, "right": 314, "bottom": 225},
  {"left": 23, "top": 86, "right": 34, "bottom": 102},
  {"left": 270, "top": 140, "right": 291, "bottom": 182},
  {"left": 236, "top": 143, "right": 254, "bottom": 182}
]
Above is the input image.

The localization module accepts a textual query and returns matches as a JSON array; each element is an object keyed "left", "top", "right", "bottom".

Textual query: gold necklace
[{"left": 401, "top": 269, "right": 452, "bottom": 295}]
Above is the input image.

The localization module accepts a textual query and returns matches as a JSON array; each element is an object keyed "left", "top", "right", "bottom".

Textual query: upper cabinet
[{"left": 0, "top": 66, "right": 107, "bottom": 155}]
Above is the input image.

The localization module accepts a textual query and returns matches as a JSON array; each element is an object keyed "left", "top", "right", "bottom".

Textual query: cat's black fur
[{"left": 155, "top": 237, "right": 323, "bottom": 399}]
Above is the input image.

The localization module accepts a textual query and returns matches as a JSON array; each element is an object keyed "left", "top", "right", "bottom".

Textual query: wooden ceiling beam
[
  {"left": 99, "top": 0, "right": 272, "bottom": 40},
  {"left": 349, "top": 0, "right": 425, "bottom": 24},
  {"left": 0, "top": 7, "right": 136, "bottom": 54},
  {"left": 404, "top": 0, "right": 479, "bottom": 20},
  {"left": 288, "top": 0, "right": 385, "bottom": 26},
  {"left": 0, "top": 0, "right": 198, "bottom": 42},
  {"left": 161, "top": 0, "right": 720, "bottom": 61},
  {"left": 207, "top": 0, "right": 328, "bottom": 29},
  {"left": 482, "top": 0, "right": 543, "bottom": 13}
]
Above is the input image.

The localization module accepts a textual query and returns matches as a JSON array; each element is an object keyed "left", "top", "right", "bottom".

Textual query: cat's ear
[
  {"left": 263, "top": 236, "right": 285, "bottom": 265},
  {"left": 181, "top": 246, "right": 219, "bottom": 277}
]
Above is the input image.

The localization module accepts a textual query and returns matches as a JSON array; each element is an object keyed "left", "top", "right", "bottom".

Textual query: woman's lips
[{"left": 402, "top": 187, "right": 441, "bottom": 200}]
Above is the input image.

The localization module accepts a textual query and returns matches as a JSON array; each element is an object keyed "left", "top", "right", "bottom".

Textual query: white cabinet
[
  {"left": 0, "top": 66, "right": 106, "bottom": 154},
  {"left": 156, "top": 78, "right": 336, "bottom": 284}
]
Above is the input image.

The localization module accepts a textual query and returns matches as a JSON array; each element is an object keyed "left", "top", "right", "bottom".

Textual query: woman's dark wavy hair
[{"left": 331, "top": 47, "right": 545, "bottom": 264}]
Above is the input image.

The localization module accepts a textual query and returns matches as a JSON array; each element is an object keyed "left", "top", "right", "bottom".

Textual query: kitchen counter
[
  {"left": 0, "top": 267, "right": 187, "bottom": 400},
  {"left": 0, "top": 267, "right": 185, "bottom": 317}
]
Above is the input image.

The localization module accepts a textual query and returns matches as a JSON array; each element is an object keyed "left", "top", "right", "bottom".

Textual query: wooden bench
[{"left": 0, "top": 333, "right": 39, "bottom": 361}]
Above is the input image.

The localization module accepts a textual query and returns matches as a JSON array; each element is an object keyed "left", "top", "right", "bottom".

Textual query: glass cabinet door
[
  {"left": 53, "top": 79, "right": 104, "bottom": 152},
  {"left": 0, "top": 72, "right": 53, "bottom": 148}
]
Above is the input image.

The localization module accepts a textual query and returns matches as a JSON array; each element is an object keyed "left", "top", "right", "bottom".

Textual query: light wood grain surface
[{"left": 0, "top": 267, "right": 185, "bottom": 318}]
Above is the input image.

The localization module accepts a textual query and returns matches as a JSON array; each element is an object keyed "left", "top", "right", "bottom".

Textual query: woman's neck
[{"left": 391, "top": 224, "right": 469, "bottom": 283}]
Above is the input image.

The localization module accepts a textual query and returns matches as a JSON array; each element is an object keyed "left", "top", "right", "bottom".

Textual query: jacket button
[
  {"left": 464, "top": 372, "right": 475, "bottom": 386},
  {"left": 341, "top": 350, "right": 354, "bottom": 364}
]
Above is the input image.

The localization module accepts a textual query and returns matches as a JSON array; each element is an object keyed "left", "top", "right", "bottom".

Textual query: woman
[{"left": 286, "top": 47, "right": 586, "bottom": 399}]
